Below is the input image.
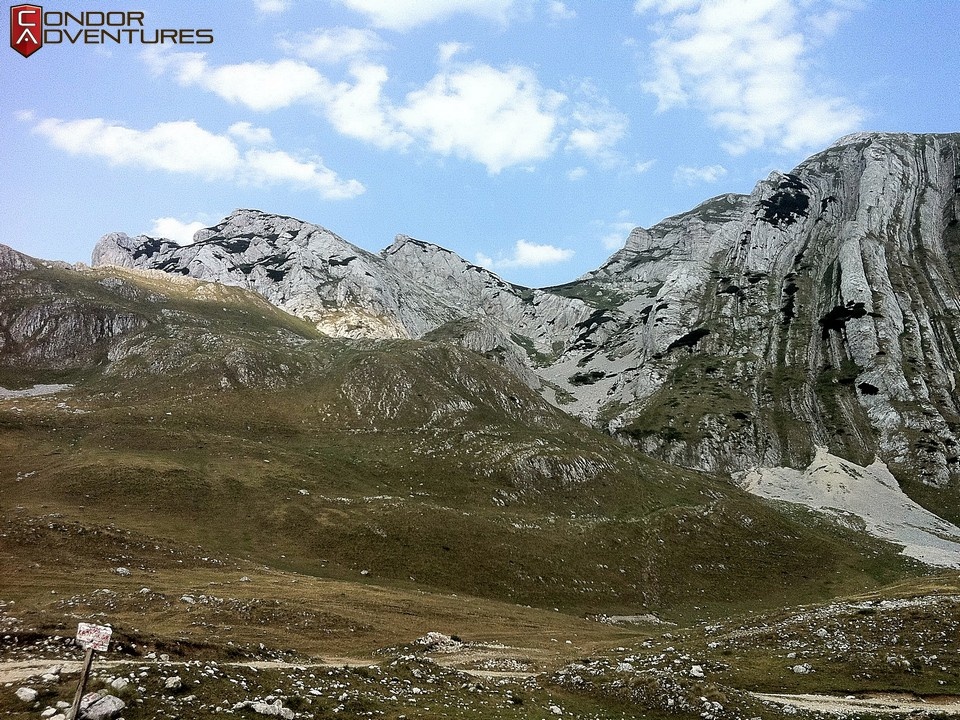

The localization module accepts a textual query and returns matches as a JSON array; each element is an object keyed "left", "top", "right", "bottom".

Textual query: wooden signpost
[{"left": 68, "top": 623, "right": 112, "bottom": 720}]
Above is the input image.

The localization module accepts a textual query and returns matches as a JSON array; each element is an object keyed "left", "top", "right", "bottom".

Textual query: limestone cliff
[{"left": 557, "top": 132, "right": 960, "bottom": 486}]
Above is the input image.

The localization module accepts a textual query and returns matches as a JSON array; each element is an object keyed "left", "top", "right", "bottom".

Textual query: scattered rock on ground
[
  {"left": 15, "top": 687, "right": 38, "bottom": 702},
  {"left": 416, "top": 632, "right": 463, "bottom": 653},
  {"left": 81, "top": 694, "right": 125, "bottom": 720},
  {"left": 235, "top": 699, "right": 295, "bottom": 719}
]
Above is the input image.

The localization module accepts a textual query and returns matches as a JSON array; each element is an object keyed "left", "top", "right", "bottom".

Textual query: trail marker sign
[
  {"left": 76, "top": 622, "right": 112, "bottom": 651},
  {"left": 69, "top": 623, "right": 112, "bottom": 719}
]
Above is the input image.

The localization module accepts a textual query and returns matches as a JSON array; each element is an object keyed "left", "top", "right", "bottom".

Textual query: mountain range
[
  {"left": 91, "top": 132, "right": 960, "bottom": 503},
  {"left": 5, "top": 131, "right": 960, "bottom": 589}
]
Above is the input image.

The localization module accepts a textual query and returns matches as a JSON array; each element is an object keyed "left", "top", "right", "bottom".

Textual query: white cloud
[
  {"left": 566, "top": 97, "right": 628, "bottom": 162},
  {"left": 31, "top": 116, "right": 364, "bottom": 199},
  {"left": 145, "top": 50, "right": 627, "bottom": 174},
  {"left": 438, "top": 41, "right": 471, "bottom": 63},
  {"left": 255, "top": 0, "right": 291, "bottom": 13},
  {"left": 243, "top": 148, "right": 365, "bottom": 198},
  {"left": 145, "top": 50, "right": 326, "bottom": 112},
  {"left": 147, "top": 50, "right": 407, "bottom": 149},
  {"left": 34, "top": 117, "right": 241, "bottom": 178},
  {"left": 334, "top": 0, "right": 518, "bottom": 30},
  {"left": 635, "top": 0, "right": 864, "bottom": 154},
  {"left": 278, "top": 27, "right": 386, "bottom": 64},
  {"left": 395, "top": 63, "right": 564, "bottom": 173},
  {"left": 548, "top": 1, "right": 576, "bottom": 20},
  {"left": 227, "top": 121, "right": 274, "bottom": 145},
  {"left": 151, "top": 217, "right": 208, "bottom": 245},
  {"left": 674, "top": 163, "right": 727, "bottom": 185},
  {"left": 567, "top": 166, "right": 588, "bottom": 180},
  {"left": 475, "top": 251, "right": 494, "bottom": 267},
  {"left": 199, "top": 59, "right": 326, "bottom": 112},
  {"left": 476, "top": 239, "right": 574, "bottom": 269},
  {"left": 506, "top": 239, "right": 574, "bottom": 267},
  {"left": 325, "top": 63, "right": 414, "bottom": 149},
  {"left": 562, "top": 82, "right": 630, "bottom": 166}
]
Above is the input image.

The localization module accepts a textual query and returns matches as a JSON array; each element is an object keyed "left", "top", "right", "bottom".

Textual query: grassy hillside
[
  {"left": 3, "top": 256, "right": 959, "bottom": 720},
  {"left": 0, "top": 261, "right": 925, "bottom": 628}
]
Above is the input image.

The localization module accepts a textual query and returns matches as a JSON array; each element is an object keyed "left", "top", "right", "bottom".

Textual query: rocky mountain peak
[
  {"left": 383, "top": 233, "right": 453, "bottom": 256},
  {"left": 0, "top": 242, "right": 37, "bottom": 277}
]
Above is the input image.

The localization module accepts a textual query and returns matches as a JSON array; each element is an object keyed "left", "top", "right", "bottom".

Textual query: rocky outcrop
[
  {"left": 90, "top": 133, "right": 960, "bottom": 486},
  {"left": 384, "top": 235, "right": 592, "bottom": 386},
  {"left": 1, "top": 301, "right": 148, "bottom": 369},
  {"left": 0, "top": 253, "right": 150, "bottom": 370},
  {"left": 0, "top": 243, "right": 36, "bottom": 278},
  {"left": 93, "top": 213, "right": 443, "bottom": 340},
  {"left": 92, "top": 211, "right": 593, "bottom": 387}
]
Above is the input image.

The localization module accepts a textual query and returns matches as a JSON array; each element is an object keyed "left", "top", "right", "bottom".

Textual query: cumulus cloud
[
  {"left": 145, "top": 48, "right": 627, "bottom": 173},
  {"left": 278, "top": 27, "right": 386, "bottom": 64},
  {"left": 476, "top": 239, "right": 574, "bottom": 269},
  {"left": 334, "top": 0, "right": 518, "bottom": 30},
  {"left": 567, "top": 166, "right": 588, "bottom": 180},
  {"left": 144, "top": 50, "right": 326, "bottom": 112},
  {"left": 674, "top": 163, "right": 727, "bottom": 185},
  {"left": 324, "top": 63, "right": 414, "bottom": 149},
  {"left": 31, "top": 116, "right": 364, "bottom": 199},
  {"left": 151, "top": 217, "right": 208, "bottom": 245},
  {"left": 635, "top": 0, "right": 864, "bottom": 154},
  {"left": 34, "top": 117, "right": 241, "bottom": 178},
  {"left": 396, "top": 63, "right": 564, "bottom": 173},
  {"left": 242, "top": 148, "right": 365, "bottom": 198}
]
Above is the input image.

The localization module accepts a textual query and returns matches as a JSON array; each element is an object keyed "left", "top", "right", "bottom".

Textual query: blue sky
[{"left": 2, "top": 0, "right": 958, "bottom": 287}]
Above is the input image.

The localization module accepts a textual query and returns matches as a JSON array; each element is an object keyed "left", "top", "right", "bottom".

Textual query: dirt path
[
  {"left": 0, "top": 654, "right": 542, "bottom": 685},
  {"left": 753, "top": 691, "right": 960, "bottom": 715},
  {"left": 0, "top": 657, "right": 375, "bottom": 684}
]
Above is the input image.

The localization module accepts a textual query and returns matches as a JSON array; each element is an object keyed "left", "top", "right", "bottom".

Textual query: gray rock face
[
  {"left": 92, "top": 211, "right": 592, "bottom": 388},
  {"left": 0, "top": 243, "right": 36, "bottom": 278},
  {"left": 526, "top": 132, "right": 960, "bottom": 486},
  {"left": 0, "top": 255, "right": 149, "bottom": 370},
  {"left": 90, "top": 132, "right": 960, "bottom": 485},
  {"left": 383, "top": 235, "right": 592, "bottom": 386},
  {"left": 94, "top": 214, "right": 432, "bottom": 340}
]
